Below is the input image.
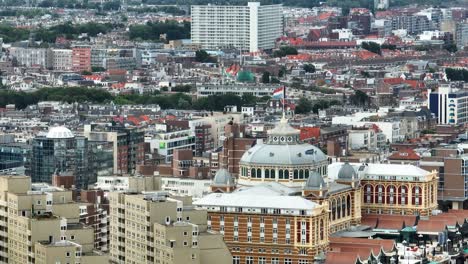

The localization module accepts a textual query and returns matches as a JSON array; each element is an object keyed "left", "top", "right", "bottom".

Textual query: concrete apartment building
[
  {"left": 455, "top": 21, "right": 468, "bottom": 49},
  {"left": 10, "top": 47, "right": 52, "bottom": 68},
  {"left": 108, "top": 191, "right": 231, "bottom": 264},
  {"left": 52, "top": 49, "right": 73, "bottom": 71},
  {"left": 191, "top": 2, "right": 283, "bottom": 52},
  {"left": 196, "top": 84, "right": 279, "bottom": 98},
  {"left": 72, "top": 46, "right": 92, "bottom": 72},
  {"left": 0, "top": 175, "right": 108, "bottom": 264}
]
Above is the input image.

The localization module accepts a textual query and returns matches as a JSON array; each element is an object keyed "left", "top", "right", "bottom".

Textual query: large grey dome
[
  {"left": 240, "top": 116, "right": 327, "bottom": 166},
  {"left": 213, "top": 168, "right": 234, "bottom": 186},
  {"left": 240, "top": 144, "right": 327, "bottom": 166},
  {"left": 338, "top": 162, "right": 357, "bottom": 180},
  {"left": 304, "top": 171, "right": 327, "bottom": 190}
]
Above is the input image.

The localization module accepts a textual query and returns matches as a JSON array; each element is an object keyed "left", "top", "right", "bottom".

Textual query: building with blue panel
[{"left": 428, "top": 85, "right": 468, "bottom": 125}]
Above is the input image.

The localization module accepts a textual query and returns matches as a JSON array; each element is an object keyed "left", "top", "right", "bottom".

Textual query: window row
[{"left": 240, "top": 167, "right": 327, "bottom": 180}]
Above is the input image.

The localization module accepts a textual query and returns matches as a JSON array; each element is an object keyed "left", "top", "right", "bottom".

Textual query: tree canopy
[
  {"left": 195, "top": 50, "right": 217, "bottom": 63},
  {"left": 445, "top": 68, "right": 468, "bottom": 82},
  {"left": 273, "top": 46, "right": 298, "bottom": 58},
  {"left": 350, "top": 90, "right": 371, "bottom": 106},
  {"left": 303, "top": 64, "right": 316, "bottom": 73},
  {"left": 361, "top": 42, "right": 381, "bottom": 55},
  {"left": 128, "top": 21, "right": 190, "bottom": 42}
]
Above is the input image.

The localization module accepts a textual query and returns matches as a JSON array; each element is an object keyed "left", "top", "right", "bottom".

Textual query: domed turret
[
  {"left": 211, "top": 168, "right": 236, "bottom": 193},
  {"left": 213, "top": 168, "right": 234, "bottom": 186},
  {"left": 338, "top": 162, "right": 357, "bottom": 180},
  {"left": 304, "top": 171, "right": 327, "bottom": 190},
  {"left": 46, "top": 126, "right": 74, "bottom": 139}
]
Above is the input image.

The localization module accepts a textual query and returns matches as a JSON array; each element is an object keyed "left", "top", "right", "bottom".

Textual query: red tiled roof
[
  {"left": 328, "top": 237, "right": 395, "bottom": 263},
  {"left": 299, "top": 127, "right": 320, "bottom": 141},
  {"left": 325, "top": 252, "right": 358, "bottom": 264},
  {"left": 388, "top": 148, "right": 421, "bottom": 161},
  {"left": 384, "top": 77, "right": 404, "bottom": 85},
  {"left": 286, "top": 54, "right": 311, "bottom": 61},
  {"left": 318, "top": 12, "right": 334, "bottom": 20},
  {"left": 362, "top": 214, "right": 417, "bottom": 229},
  {"left": 354, "top": 50, "right": 380, "bottom": 60},
  {"left": 417, "top": 220, "right": 448, "bottom": 233}
]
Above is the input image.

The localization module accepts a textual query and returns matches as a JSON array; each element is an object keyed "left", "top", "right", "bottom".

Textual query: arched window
[
  {"left": 251, "top": 168, "right": 255, "bottom": 178},
  {"left": 320, "top": 219, "right": 324, "bottom": 240},
  {"left": 332, "top": 199, "right": 336, "bottom": 221},
  {"left": 341, "top": 197, "right": 346, "bottom": 217},
  {"left": 337, "top": 197, "right": 342, "bottom": 219},
  {"left": 305, "top": 170, "right": 309, "bottom": 179},
  {"left": 257, "top": 169, "right": 261, "bottom": 179},
  {"left": 430, "top": 184, "right": 434, "bottom": 204},
  {"left": 364, "top": 184, "right": 373, "bottom": 203},
  {"left": 298, "top": 169, "right": 303, "bottom": 179},
  {"left": 271, "top": 169, "right": 276, "bottom": 179},
  {"left": 265, "top": 169, "right": 270, "bottom": 179},
  {"left": 318, "top": 166, "right": 322, "bottom": 175},
  {"left": 398, "top": 186, "right": 408, "bottom": 205},
  {"left": 346, "top": 195, "right": 351, "bottom": 216},
  {"left": 323, "top": 166, "right": 327, "bottom": 175},
  {"left": 386, "top": 185, "right": 396, "bottom": 205},
  {"left": 284, "top": 170, "right": 289, "bottom": 179},
  {"left": 412, "top": 186, "right": 421, "bottom": 206},
  {"left": 374, "top": 185, "right": 384, "bottom": 204},
  {"left": 294, "top": 170, "right": 299, "bottom": 179},
  {"left": 279, "top": 170, "right": 284, "bottom": 179}
]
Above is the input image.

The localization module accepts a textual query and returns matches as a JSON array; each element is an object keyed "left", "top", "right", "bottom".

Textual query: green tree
[
  {"left": 195, "top": 50, "right": 216, "bottom": 63},
  {"left": 261, "top": 71, "right": 270, "bottom": 83},
  {"left": 303, "top": 64, "right": 316, "bottom": 73},
  {"left": 350, "top": 90, "right": 371, "bottom": 106},
  {"left": 278, "top": 66, "right": 286, "bottom": 78},
  {"left": 241, "top": 94, "right": 256, "bottom": 105},
  {"left": 273, "top": 46, "right": 298, "bottom": 57},
  {"left": 270, "top": 77, "right": 280, "bottom": 84},
  {"left": 361, "top": 41, "right": 381, "bottom": 55},
  {"left": 295, "top": 97, "right": 313, "bottom": 114},
  {"left": 92, "top": 66, "right": 106, "bottom": 72},
  {"left": 445, "top": 68, "right": 468, "bottom": 82},
  {"left": 381, "top": 44, "right": 397, "bottom": 50},
  {"left": 444, "top": 44, "right": 457, "bottom": 53}
]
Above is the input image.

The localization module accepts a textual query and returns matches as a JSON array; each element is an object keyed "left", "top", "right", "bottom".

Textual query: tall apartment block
[
  {"left": 109, "top": 191, "right": 231, "bottom": 264},
  {"left": 455, "top": 21, "right": 468, "bottom": 49},
  {"left": 391, "top": 15, "right": 432, "bottom": 34},
  {"left": 191, "top": 2, "right": 283, "bottom": 52},
  {"left": 72, "top": 46, "right": 92, "bottom": 72},
  {"left": 0, "top": 175, "right": 108, "bottom": 264}
]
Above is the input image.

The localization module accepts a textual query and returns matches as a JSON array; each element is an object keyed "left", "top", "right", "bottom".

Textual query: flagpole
[{"left": 282, "top": 86, "right": 286, "bottom": 117}]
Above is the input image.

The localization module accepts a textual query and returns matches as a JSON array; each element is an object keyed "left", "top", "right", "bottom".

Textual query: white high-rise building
[{"left": 191, "top": 2, "right": 282, "bottom": 52}]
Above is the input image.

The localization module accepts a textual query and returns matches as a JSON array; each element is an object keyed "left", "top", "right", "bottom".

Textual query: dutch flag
[{"left": 272, "top": 86, "right": 286, "bottom": 100}]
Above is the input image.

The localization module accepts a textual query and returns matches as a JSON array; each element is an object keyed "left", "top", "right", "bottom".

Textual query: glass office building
[{"left": 31, "top": 127, "right": 113, "bottom": 189}]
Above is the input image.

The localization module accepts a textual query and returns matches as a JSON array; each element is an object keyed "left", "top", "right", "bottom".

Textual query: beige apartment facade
[
  {"left": 109, "top": 191, "right": 231, "bottom": 264},
  {"left": 0, "top": 175, "right": 108, "bottom": 264}
]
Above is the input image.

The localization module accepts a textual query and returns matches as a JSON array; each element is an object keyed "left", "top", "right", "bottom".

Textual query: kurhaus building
[{"left": 194, "top": 116, "right": 438, "bottom": 264}]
